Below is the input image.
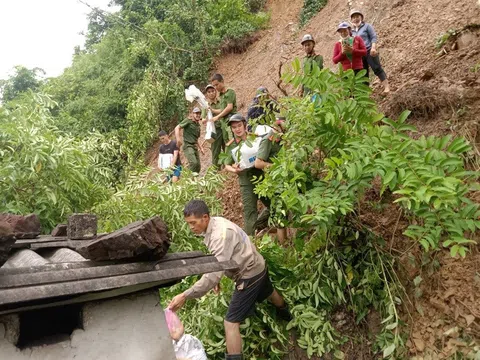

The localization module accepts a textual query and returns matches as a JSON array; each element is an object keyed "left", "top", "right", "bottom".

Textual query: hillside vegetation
[{"left": 1, "top": 0, "right": 479, "bottom": 359}]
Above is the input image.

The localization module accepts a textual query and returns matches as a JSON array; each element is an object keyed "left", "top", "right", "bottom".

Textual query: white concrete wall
[{"left": 0, "top": 291, "right": 176, "bottom": 360}]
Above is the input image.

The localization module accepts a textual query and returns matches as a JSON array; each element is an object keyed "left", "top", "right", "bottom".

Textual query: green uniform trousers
[
  {"left": 183, "top": 144, "right": 200, "bottom": 173},
  {"left": 211, "top": 126, "right": 224, "bottom": 168},
  {"left": 240, "top": 183, "right": 271, "bottom": 235}
]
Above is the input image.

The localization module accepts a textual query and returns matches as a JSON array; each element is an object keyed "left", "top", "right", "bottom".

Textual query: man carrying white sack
[{"left": 221, "top": 113, "right": 268, "bottom": 235}]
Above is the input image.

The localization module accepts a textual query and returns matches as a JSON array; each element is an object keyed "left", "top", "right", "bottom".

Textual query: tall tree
[{"left": 0, "top": 66, "right": 45, "bottom": 102}]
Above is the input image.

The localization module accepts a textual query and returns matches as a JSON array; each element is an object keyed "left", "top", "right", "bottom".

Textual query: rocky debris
[
  {"left": 0, "top": 223, "right": 16, "bottom": 267},
  {"left": 0, "top": 213, "right": 41, "bottom": 239},
  {"left": 77, "top": 216, "right": 170, "bottom": 261},
  {"left": 67, "top": 214, "right": 97, "bottom": 240},
  {"left": 51, "top": 224, "right": 68, "bottom": 237}
]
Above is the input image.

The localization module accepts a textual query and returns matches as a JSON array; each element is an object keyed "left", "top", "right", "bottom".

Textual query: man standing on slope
[
  {"left": 168, "top": 199, "right": 291, "bottom": 360},
  {"left": 223, "top": 114, "right": 270, "bottom": 236},
  {"left": 254, "top": 115, "right": 287, "bottom": 243},
  {"left": 175, "top": 107, "right": 204, "bottom": 174},
  {"left": 210, "top": 73, "right": 237, "bottom": 167},
  {"left": 202, "top": 84, "right": 223, "bottom": 167},
  {"left": 300, "top": 34, "right": 324, "bottom": 96},
  {"left": 158, "top": 130, "right": 182, "bottom": 183}
]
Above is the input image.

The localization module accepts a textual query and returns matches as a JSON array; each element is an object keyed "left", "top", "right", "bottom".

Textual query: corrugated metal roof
[{"left": 0, "top": 237, "right": 237, "bottom": 315}]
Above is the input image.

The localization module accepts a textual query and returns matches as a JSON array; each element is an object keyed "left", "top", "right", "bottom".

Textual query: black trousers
[{"left": 362, "top": 49, "right": 387, "bottom": 82}]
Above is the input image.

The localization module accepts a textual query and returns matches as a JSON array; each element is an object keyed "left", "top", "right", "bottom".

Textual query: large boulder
[
  {"left": 77, "top": 216, "right": 170, "bottom": 261},
  {"left": 0, "top": 223, "right": 16, "bottom": 267},
  {"left": 0, "top": 213, "right": 41, "bottom": 239},
  {"left": 68, "top": 214, "right": 97, "bottom": 240}
]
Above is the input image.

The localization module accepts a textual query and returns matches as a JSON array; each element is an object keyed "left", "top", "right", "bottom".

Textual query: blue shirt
[{"left": 351, "top": 22, "right": 377, "bottom": 50}]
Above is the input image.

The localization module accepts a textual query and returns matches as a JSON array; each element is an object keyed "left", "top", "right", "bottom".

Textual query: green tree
[{"left": 0, "top": 66, "right": 45, "bottom": 102}]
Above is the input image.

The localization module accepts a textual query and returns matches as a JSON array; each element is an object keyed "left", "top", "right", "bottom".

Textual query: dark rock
[
  {"left": 77, "top": 216, "right": 170, "bottom": 261},
  {"left": 0, "top": 213, "right": 41, "bottom": 239},
  {"left": 51, "top": 224, "right": 68, "bottom": 237},
  {"left": 0, "top": 223, "right": 16, "bottom": 267},
  {"left": 67, "top": 214, "right": 97, "bottom": 240}
]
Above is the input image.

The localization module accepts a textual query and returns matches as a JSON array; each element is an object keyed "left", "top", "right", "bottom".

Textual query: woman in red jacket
[{"left": 333, "top": 22, "right": 367, "bottom": 74}]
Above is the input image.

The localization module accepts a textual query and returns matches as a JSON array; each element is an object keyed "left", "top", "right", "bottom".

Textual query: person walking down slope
[
  {"left": 246, "top": 86, "right": 278, "bottom": 125},
  {"left": 332, "top": 22, "right": 367, "bottom": 74},
  {"left": 350, "top": 9, "right": 390, "bottom": 93},
  {"left": 202, "top": 84, "right": 223, "bottom": 167},
  {"left": 210, "top": 73, "right": 237, "bottom": 167},
  {"left": 168, "top": 200, "right": 291, "bottom": 360},
  {"left": 254, "top": 115, "right": 287, "bottom": 244},
  {"left": 300, "top": 34, "right": 324, "bottom": 97},
  {"left": 175, "top": 107, "right": 205, "bottom": 174},
  {"left": 158, "top": 130, "right": 182, "bottom": 183},
  {"left": 223, "top": 114, "right": 268, "bottom": 236}
]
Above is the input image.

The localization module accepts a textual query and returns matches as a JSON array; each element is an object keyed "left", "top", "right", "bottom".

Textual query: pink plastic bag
[{"left": 165, "top": 308, "right": 184, "bottom": 341}]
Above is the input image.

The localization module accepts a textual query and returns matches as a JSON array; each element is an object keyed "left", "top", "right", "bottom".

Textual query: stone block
[
  {"left": 0, "top": 213, "right": 40, "bottom": 239},
  {"left": 0, "top": 223, "right": 16, "bottom": 267},
  {"left": 51, "top": 224, "right": 68, "bottom": 237},
  {"left": 67, "top": 214, "right": 97, "bottom": 240},
  {"left": 77, "top": 216, "right": 170, "bottom": 261}
]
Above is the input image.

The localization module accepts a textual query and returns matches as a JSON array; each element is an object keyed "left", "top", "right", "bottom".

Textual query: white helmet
[{"left": 301, "top": 34, "right": 315, "bottom": 45}]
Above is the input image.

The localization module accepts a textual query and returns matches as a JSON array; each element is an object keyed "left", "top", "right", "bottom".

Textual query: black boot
[
  {"left": 276, "top": 304, "right": 293, "bottom": 322},
  {"left": 225, "top": 353, "right": 243, "bottom": 360}
]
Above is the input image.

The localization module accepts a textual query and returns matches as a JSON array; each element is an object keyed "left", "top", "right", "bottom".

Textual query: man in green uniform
[
  {"left": 202, "top": 84, "right": 223, "bottom": 167},
  {"left": 211, "top": 74, "right": 237, "bottom": 167},
  {"left": 175, "top": 107, "right": 204, "bottom": 173},
  {"left": 223, "top": 114, "right": 267, "bottom": 235},
  {"left": 300, "top": 34, "right": 324, "bottom": 96},
  {"left": 254, "top": 116, "right": 287, "bottom": 243}
]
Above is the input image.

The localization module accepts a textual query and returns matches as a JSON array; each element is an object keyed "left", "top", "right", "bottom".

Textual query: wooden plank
[
  {"left": 11, "top": 242, "right": 30, "bottom": 249},
  {"left": 29, "top": 240, "right": 88, "bottom": 250},
  {"left": 0, "top": 256, "right": 217, "bottom": 288},
  {"left": 0, "top": 251, "right": 205, "bottom": 275},
  {"left": 14, "top": 233, "right": 107, "bottom": 245},
  {"left": 0, "top": 282, "right": 169, "bottom": 316},
  {"left": 0, "top": 260, "right": 238, "bottom": 305}
]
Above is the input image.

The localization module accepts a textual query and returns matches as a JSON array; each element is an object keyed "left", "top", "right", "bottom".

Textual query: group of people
[
  {"left": 161, "top": 9, "right": 390, "bottom": 360},
  {"left": 302, "top": 9, "right": 390, "bottom": 93}
]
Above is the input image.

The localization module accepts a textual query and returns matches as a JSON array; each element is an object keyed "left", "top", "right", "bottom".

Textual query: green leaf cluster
[
  {"left": 0, "top": 92, "right": 114, "bottom": 230},
  {"left": 257, "top": 60, "right": 479, "bottom": 258},
  {"left": 40, "top": 0, "right": 268, "bottom": 165}
]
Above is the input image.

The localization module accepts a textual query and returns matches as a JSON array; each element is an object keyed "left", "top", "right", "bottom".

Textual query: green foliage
[
  {"left": 257, "top": 60, "right": 479, "bottom": 258},
  {"left": 45, "top": 0, "right": 268, "bottom": 165},
  {"left": 0, "top": 66, "right": 45, "bottom": 103},
  {"left": 245, "top": 0, "right": 267, "bottom": 13},
  {"left": 94, "top": 167, "right": 224, "bottom": 251},
  {"left": 160, "top": 229, "right": 405, "bottom": 359},
  {"left": 435, "top": 29, "right": 458, "bottom": 48},
  {"left": 299, "top": 0, "right": 327, "bottom": 26},
  {"left": 0, "top": 93, "right": 112, "bottom": 230}
]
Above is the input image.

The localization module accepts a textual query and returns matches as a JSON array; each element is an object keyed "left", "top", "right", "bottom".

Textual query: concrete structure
[
  {"left": 0, "top": 291, "right": 175, "bottom": 360},
  {"left": 0, "top": 235, "right": 238, "bottom": 359}
]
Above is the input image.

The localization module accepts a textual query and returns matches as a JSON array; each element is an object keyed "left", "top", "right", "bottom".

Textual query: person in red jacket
[{"left": 333, "top": 21, "right": 367, "bottom": 74}]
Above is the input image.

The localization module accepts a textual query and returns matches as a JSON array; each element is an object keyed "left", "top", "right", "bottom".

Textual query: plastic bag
[
  {"left": 231, "top": 137, "right": 262, "bottom": 170},
  {"left": 158, "top": 153, "right": 173, "bottom": 170},
  {"left": 165, "top": 308, "right": 184, "bottom": 341},
  {"left": 165, "top": 309, "right": 207, "bottom": 360},
  {"left": 184, "top": 85, "right": 208, "bottom": 109},
  {"left": 254, "top": 124, "right": 273, "bottom": 137},
  {"left": 204, "top": 109, "right": 216, "bottom": 143}
]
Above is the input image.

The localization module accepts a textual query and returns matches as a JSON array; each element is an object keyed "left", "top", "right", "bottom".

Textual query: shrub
[
  {"left": 0, "top": 93, "right": 111, "bottom": 230},
  {"left": 299, "top": 0, "right": 328, "bottom": 27}
]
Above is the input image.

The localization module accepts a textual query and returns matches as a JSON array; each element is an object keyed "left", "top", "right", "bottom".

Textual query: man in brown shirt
[{"left": 168, "top": 200, "right": 291, "bottom": 360}]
